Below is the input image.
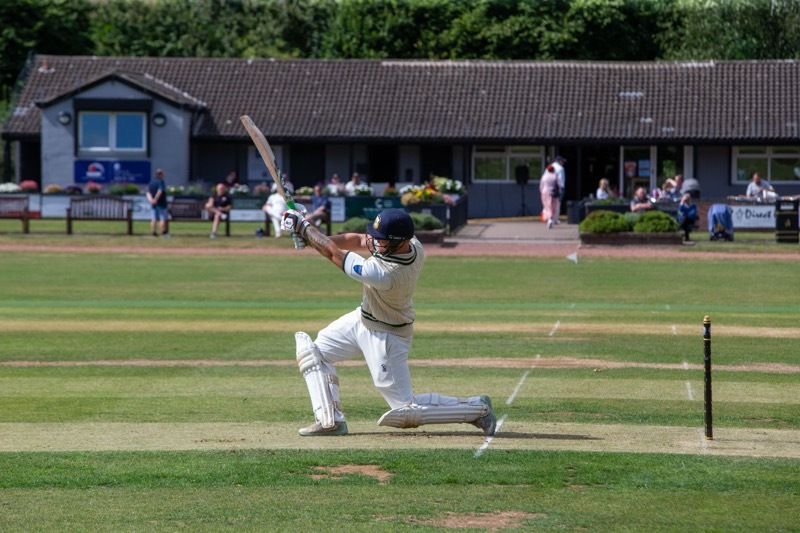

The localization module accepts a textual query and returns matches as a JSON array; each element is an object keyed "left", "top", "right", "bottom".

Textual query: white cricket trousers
[{"left": 314, "top": 308, "right": 414, "bottom": 409}]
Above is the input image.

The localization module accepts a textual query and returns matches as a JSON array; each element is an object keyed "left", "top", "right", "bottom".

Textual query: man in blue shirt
[
  {"left": 146, "top": 168, "right": 169, "bottom": 237},
  {"left": 306, "top": 183, "right": 331, "bottom": 229}
]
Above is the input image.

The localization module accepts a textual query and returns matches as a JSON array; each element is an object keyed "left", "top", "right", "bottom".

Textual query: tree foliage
[
  {"left": 3, "top": 0, "right": 800, "bottom": 118},
  {"left": 0, "top": 0, "right": 93, "bottom": 94},
  {"left": 658, "top": 0, "right": 800, "bottom": 60}
]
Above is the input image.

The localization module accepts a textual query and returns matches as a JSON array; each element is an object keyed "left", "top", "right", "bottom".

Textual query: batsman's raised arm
[{"left": 281, "top": 209, "right": 366, "bottom": 269}]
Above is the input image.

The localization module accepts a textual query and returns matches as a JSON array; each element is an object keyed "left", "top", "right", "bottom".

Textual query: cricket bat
[{"left": 239, "top": 115, "right": 296, "bottom": 211}]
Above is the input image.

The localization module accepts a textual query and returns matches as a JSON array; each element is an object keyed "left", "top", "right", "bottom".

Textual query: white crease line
[
  {"left": 507, "top": 370, "right": 530, "bottom": 405},
  {"left": 683, "top": 361, "right": 693, "bottom": 399},
  {"left": 548, "top": 321, "right": 560, "bottom": 337},
  {"left": 672, "top": 325, "right": 677, "bottom": 335},
  {"left": 474, "top": 415, "right": 507, "bottom": 457},
  {"left": 698, "top": 429, "right": 711, "bottom": 454}
]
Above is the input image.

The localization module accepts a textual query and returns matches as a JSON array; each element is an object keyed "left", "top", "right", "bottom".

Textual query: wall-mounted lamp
[
  {"left": 57, "top": 111, "right": 72, "bottom": 126},
  {"left": 152, "top": 113, "right": 167, "bottom": 127}
]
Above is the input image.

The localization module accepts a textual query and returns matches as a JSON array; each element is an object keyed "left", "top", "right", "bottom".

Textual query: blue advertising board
[{"left": 74, "top": 160, "right": 152, "bottom": 185}]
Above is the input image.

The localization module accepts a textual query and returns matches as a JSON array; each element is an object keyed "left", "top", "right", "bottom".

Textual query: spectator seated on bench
[
  {"left": 305, "top": 183, "right": 332, "bottom": 230},
  {"left": 205, "top": 183, "right": 232, "bottom": 239},
  {"left": 168, "top": 197, "right": 230, "bottom": 236},
  {"left": 0, "top": 195, "right": 31, "bottom": 233},
  {"left": 66, "top": 195, "right": 133, "bottom": 235}
]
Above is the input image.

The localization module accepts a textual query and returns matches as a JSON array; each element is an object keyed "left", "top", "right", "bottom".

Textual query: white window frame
[
  {"left": 732, "top": 145, "right": 800, "bottom": 184},
  {"left": 471, "top": 145, "right": 545, "bottom": 183},
  {"left": 78, "top": 111, "right": 147, "bottom": 153}
]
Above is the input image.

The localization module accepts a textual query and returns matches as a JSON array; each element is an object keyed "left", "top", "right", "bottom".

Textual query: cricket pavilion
[{"left": 3, "top": 55, "right": 800, "bottom": 220}]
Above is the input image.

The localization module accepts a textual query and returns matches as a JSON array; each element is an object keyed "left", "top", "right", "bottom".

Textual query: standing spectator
[
  {"left": 745, "top": 171, "right": 775, "bottom": 199},
  {"left": 681, "top": 175, "right": 701, "bottom": 198},
  {"left": 271, "top": 174, "right": 294, "bottom": 196},
  {"left": 677, "top": 193, "right": 698, "bottom": 242},
  {"left": 630, "top": 187, "right": 653, "bottom": 213},
  {"left": 263, "top": 190, "right": 288, "bottom": 238},
  {"left": 327, "top": 173, "right": 345, "bottom": 196},
  {"left": 146, "top": 168, "right": 169, "bottom": 237},
  {"left": 345, "top": 172, "right": 362, "bottom": 196},
  {"left": 539, "top": 164, "right": 560, "bottom": 229},
  {"left": 668, "top": 174, "right": 684, "bottom": 201},
  {"left": 205, "top": 183, "right": 232, "bottom": 239},
  {"left": 595, "top": 178, "right": 613, "bottom": 200},
  {"left": 306, "top": 183, "right": 331, "bottom": 229},
  {"left": 224, "top": 170, "right": 239, "bottom": 188},
  {"left": 552, "top": 155, "right": 566, "bottom": 219}
]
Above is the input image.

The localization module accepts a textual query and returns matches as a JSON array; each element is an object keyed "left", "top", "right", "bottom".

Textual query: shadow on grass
[{"left": 356, "top": 431, "right": 601, "bottom": 440}]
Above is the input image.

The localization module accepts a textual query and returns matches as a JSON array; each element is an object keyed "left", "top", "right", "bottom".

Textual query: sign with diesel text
[
  {"left": 729, "top": 204, "right": 775, "bottom": 229},
  {"left": 74, "top": 160, "right": 151, "bottom": 184}
]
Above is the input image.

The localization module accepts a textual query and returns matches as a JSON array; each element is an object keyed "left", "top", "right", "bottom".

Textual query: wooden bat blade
[{"left": 239, "top": 115, "right": 295, "bottom": 210}]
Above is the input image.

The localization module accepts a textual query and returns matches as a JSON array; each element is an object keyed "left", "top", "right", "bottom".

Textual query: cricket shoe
[
  {"left": 298, "top": 421, "right": 348, "bottom": 437},
  {"left": 473, "top": 396, "right": 497, "bottom": 436}
]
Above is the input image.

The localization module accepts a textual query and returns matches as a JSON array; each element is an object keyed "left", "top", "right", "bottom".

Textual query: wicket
[{"left": 703, "top": 315, "right": 713, "bottom": 440}]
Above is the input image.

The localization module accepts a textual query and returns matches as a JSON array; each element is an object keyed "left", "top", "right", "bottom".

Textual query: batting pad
[
  {"left": 377, "top": 393, "right": 487, "bottom": 428},
  {"left": 296, "top": 331, "right": 339, "bottom": 428}
]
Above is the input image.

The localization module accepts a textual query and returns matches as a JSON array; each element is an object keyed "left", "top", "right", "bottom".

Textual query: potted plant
[
  {"left": 85, "top": 181, "right": 103, "bottom": 194},
  {"left": 19, "top": 180, "right": 39, "bottom": 193},
  {"left": 352, "top": 183, "right": 374, "bottom": 196},
  {"left": 0, "top": 182, "right": 23, "bottom": 193},
  {"left": 252, "top": 182, "right": 271, "bottom": 197}
]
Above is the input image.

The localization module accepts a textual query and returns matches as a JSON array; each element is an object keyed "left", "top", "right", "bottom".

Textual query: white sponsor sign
[
  {"left": 729, "top": 204, "right": 774, "bottom": 229},
  {"left": 330, "top": 196, "right": 346, "bottom": 222}
]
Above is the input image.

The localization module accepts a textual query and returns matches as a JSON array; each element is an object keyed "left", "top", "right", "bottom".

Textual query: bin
[
  {"left": 775, "top": 198, "right": 799, "bottom": 243},
  {"left": 567, "top": 200, "right": 581, "bottom": 224}
]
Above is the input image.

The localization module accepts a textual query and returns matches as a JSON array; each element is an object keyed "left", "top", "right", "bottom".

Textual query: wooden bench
[
  {"left": 0, "top": 196, "right": 31, "bottom": 233},
  {"left": 168, "top": 198, "right": 230, "bottom": 236},
  {"left": 66, "top": 195, "right": 133, "bottom": 235}
]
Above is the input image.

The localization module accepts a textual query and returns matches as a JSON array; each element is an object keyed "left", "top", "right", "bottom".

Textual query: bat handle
[{"left": 291, "top": 232, "right": 306, "bottom": 250}]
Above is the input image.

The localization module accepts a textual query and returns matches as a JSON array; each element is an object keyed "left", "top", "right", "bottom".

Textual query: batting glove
[{"left": 281, "top": 209, "right": 310, "bottom": 237}]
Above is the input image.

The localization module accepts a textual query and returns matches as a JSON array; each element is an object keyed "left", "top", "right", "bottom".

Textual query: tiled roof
[{"left": 4, "top": 55, "right": 800, "bottom": 143}]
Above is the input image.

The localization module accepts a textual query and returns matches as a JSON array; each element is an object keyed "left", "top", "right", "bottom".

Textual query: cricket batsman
[{"left": 281, "top": 207, "right": 496, "bottom": 437}]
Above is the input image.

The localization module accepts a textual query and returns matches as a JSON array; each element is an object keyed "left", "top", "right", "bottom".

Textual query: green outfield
[{"left": 0, "top": 238, "right": 798, "bottom": 531}]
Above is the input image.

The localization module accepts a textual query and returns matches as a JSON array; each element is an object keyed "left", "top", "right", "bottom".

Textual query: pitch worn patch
[{"left": 310, "top": 464, "right": 391, "bottom": 485}]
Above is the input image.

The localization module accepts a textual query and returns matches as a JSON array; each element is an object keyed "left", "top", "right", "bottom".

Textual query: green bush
[
  {"left": 623, "top": 212, "right": 640, "bottom": 228},
  {"left": 409, "top": 212, "right": 443, "bottom": 231},
  {"left": 633, "top": 210, "right": 679, "bottom": 233},
  {"left": 579, "top": 210, "right": 631, "bottom": 234},
  {"left": 108, "top": 183, "right": 141, "bottom": 195},
  {"left": 341, "top": 212, "right": 443, "bottom": 234},
  {"left": 591, "top": 198, "right": 628, "bottom": 205},
  {"left": 341, "top": 217, "right": 370, "bottom": 233}
]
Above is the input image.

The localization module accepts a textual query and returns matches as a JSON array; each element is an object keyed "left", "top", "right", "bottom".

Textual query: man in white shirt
[
  {"left": 344, "top": 172, "right": 362, "bottom": 196},
  {"left": 551, "top": 156, "right": 566, "bottom": 223}
]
